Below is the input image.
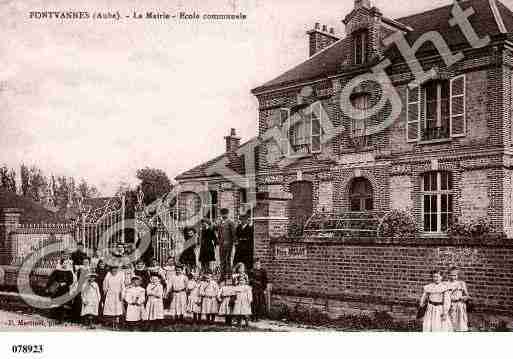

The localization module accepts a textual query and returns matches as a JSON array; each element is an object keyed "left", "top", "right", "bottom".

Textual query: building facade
[
  {"left": 251, "top": 0, "right": 513, "bottom": 239},
  {"left": 248, "top": 0, "right": 513, "bottom": 318}
]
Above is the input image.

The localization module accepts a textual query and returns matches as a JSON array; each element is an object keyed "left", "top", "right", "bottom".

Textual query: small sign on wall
[{"left": 274, "top": 245, "right": 307, "bottom": 259}]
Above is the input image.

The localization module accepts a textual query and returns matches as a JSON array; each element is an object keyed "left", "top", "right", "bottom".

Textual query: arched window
[
  {"left": 349, "top": 177, "right": 373, "bottom": 211},
  {"left": 422, "top": 171, "right": 453, "bottom": 232}
]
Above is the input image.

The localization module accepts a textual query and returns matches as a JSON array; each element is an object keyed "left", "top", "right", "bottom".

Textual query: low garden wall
[{"left": 265, "top": 235, "right": 513, "bottom": 321}]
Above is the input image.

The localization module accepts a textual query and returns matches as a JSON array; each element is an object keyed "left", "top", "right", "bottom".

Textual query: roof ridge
[{"left": 394, "top": 1, "right": 454, "bottom": 23}]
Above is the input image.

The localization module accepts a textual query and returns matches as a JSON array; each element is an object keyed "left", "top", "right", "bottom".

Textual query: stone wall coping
[{"left": 270, "top": 235, "right": 513, "bottom": 248}]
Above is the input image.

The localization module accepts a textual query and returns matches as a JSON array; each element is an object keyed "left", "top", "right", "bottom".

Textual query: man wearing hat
[
  {"left": 234, "top": 213, "right": 254, "bottom": 271},
  {"left": 216, "top": 208, "right": 236, "bottom": 276}
]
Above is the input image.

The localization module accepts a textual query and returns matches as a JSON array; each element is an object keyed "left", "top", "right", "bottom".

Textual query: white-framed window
[
  {"left": 279, "top": 108, "right": 291, "bottom": 156},
  {"left": 354, "top": 31, "right": 368, "bottom": 65},
  {"left": 406, "top": 75, "right": 466, "bottom": 141},
  {"left": 422, "top": 171, "right": 453, "bottom": 233},
  {"left": 423, "top": 81, "right": 450, "bottom": 140},
  {"left": 350, "top": 93, "right": 370, "bottom": 139},
  {"left": 288, "top": 102, "right": 322, "bottom": 155},
  {"left": 406, "top": 86, "right": 420, "bottom": 142}
]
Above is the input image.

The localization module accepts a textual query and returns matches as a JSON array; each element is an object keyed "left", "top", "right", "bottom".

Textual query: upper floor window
[
  {"left": 354, "top": 31, "right": 368, "bottom": 65},
  {"left": 280, "top": 103, "right": 322, "bottom": 156},
  {"left": 406, "top": 75, "right": 466, "bottom": 142},
  {"left": 424, "top": 81, "right": 450, "bottom": 140},
  {"left": 350, "top": 93, "right": 370, "bottom": 147},
  {"left": 422, "top": 171, "right": 453, "bottom": 233}
]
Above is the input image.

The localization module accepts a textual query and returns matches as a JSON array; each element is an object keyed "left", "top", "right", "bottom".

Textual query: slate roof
[
  {"left": 176, "top": 138, "right": 258, "bottom": 181},
  {"left": 252, "top": 0, "right": 513, "bottom": 93},
  {"left": 0, "top": 189, "right": 69, "bottom": 224}
]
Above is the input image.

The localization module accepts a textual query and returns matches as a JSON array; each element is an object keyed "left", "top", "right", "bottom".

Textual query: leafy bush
[
  {"left": 378, "top": 210, "right": 417, "bottom": 238},
  {"left": 448, "top": 217, "right": 493, "bottom": 238}
]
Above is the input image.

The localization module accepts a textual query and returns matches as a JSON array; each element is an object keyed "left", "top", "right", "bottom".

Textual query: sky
[{"left": 1, "top": 0, "right": 512, "bottom": 195}]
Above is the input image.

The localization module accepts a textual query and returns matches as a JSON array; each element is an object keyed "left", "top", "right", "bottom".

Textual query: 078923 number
[{"left": 11, "top": 345, "right": 43, "bottom": 354}]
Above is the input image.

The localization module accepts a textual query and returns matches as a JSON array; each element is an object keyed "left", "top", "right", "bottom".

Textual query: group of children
[{"left": 79, "top": 258, "right": 261, "bottom": 330}]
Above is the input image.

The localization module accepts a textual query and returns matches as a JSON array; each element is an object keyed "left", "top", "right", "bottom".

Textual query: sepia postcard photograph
[{"left": 1, "top": 0, "right": 513, "bottom": 355}]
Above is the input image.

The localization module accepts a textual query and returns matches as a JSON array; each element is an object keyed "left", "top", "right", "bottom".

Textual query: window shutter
[
  {"left": 279, "top": 108, "right": 290, "bottom": 156},
  {"left": 450, "top": 75, "right": 466, "bottom": 137},
  {"left": 311, "top": 102, "right": 322, "bottom": 153},
  {"left": 406, "top": 86, "right": 420, "bottom": 142}
]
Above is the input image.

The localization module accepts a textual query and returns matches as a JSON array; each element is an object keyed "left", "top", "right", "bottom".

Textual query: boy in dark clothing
[{"left": 249, "top": 259, "right": 268, "bottom": 321}]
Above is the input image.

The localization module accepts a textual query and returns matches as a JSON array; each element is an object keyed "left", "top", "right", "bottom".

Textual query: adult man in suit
[
  {"left": 216, "top": 208, "right": 236, "bottom": 277},
  {"left": 234, "top": 213, "right": 254, "bottom": 270}
]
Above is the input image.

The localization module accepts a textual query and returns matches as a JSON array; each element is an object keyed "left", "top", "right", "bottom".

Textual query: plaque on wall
[{"left": 274, "top": 245, "right": 308, "bottom": 259}]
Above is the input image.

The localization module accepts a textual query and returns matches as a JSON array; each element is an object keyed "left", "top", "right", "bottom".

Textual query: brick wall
[{"left": 264, "top": 237, "right": 513, "bottom": 315}]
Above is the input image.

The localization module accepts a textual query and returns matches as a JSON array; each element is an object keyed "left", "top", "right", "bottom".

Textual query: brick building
[
  {"left": 248, "top": 0, "right": 513, "bottom": 318},
  {"left": 175, "top": 129, "right": 257, "bottom": 224}
]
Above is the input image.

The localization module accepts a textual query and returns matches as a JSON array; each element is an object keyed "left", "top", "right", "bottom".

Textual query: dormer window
[{"left": 354, "top": 30, "right": 368, "bottom": 65}]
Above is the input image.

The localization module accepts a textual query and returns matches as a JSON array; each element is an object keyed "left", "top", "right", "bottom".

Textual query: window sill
[
  {"left": 420, "top": 232, "right": 448, "bottom": 239},
  {"left": 418, "top": 138, "right": 452, "bottom": 145}
]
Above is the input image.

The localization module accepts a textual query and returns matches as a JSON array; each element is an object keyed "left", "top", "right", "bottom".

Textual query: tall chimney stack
[
  {"left": 306, "top": 23, "right": 340, "bottom": 57},
  {"left": 355, "top": 0, "right": 371, "bottom": 9}
]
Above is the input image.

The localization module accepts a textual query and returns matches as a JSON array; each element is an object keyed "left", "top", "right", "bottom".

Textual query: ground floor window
[
  {"left": 349, "top": 177, "right": 373, "bottom": 211},
  {"left": 422, "top": 171, "right": 453, "bottom": 232}
]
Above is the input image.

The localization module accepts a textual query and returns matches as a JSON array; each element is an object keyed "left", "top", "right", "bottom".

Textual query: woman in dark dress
[
  {"left": 95, "top": 259, "right": 108, "bottom": 319},
  {"left": 199, "top": 219, "right": 217, "bottom": 272},
  {"left": 71, "top": 257, "right": 92, "bottom": 323},
  {"left": 179, "top": 227, "right": 199, "bottom": 270},
  {"left": 46, "top": 258, "right": 75, "bottom": 323}
]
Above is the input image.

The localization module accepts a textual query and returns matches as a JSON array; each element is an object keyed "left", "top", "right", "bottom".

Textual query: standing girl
[
  {"left": 232, "top": 263, "right": 252, "bottom": 327},
  {"left": 124, "top": 276, "right": 146, "bottom": 331},
  {"left": 200, "top": 272, "right": 220, "bottom": 324},
  {"left": 168, "top": 265, "right": 188, "bottom": 322},
  {"left": 447, "top": 267, "right": 470, "bottom": 332},
  {"left": 186, "top": 268, "right": 201, "bottom": 322},
  {"left": 145, "top": 274, "right": 164, "bottom": 329},
  {"left": 217, "top": 277, "right": 236, "bottom": 326},
  {"left": 103, "top": 266, "right": 126, "bottom": 329},
  {"left": 419, "top": 270, "right": 453, "bottom": 332},
  {"left": 81, "top": 273, "right": 101, "bottom": 329}
]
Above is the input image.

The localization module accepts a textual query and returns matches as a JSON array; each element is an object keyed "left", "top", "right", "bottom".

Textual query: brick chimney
[
  {"left": 307, "top": 23, "right": 340, "bottom": 57},
  {"left": 225, "top": 128, "right": 241, "bottom": 170},
  {"left": 355, "top": 0, "right": 371, "bottom": 9}
]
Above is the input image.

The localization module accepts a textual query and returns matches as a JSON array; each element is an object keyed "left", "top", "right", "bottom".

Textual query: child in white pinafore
[
  {"left": 232, "top": 263, "right": 252, "bottom": 327},
  {"left": 447, "top": 267, "right": 470, "bottom": 332},
  {"left": 168, "top": 265, "right": 188, "bottom": 322},
  {"left": 81, "top": 273, "right": 101, "bottom": 329},
  {"left": 419, "top": 270, "right": 453, "bottom": 332},
  {"left": 124, "top": 276, "right": 146, "bottom": 331},
  {"left": 218, "top": 277, "right": 236, "bottom": 325},
  {"left": 145, "top": 274, "right": 164, "bottom": 329},
  {"left": 200, "top": 272, "right": 220, "bottom": 323},
  {"left": 186, "top": 269, "right": 201, "bottom": 322}
]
